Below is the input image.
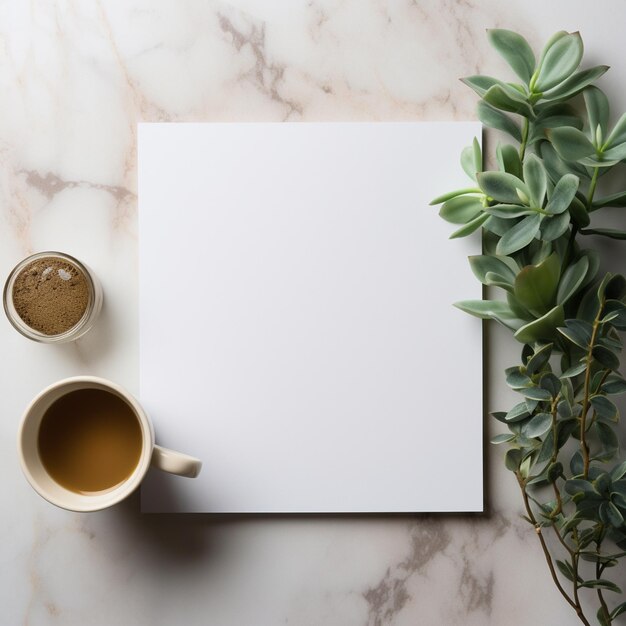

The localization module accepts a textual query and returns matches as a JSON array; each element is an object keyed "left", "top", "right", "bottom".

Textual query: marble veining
[{"left": 2, "top": 1, "right": 626, "bottom": 624}]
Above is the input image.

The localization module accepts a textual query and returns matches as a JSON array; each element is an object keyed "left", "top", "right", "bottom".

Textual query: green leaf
[
  {"left": 591, "top": 396, "right": 618, "bottom": 421},
  {"left": 540, "top": 211, "right": 570, "bottom": 242},
  {"left": 514, "top": 252, "right": 560, "bottom": 314},
  {"left": 540, "top": 373, "right": 561, "bottom": 398},
  {"left": 561, "top": 362, "right": 586, "bottom": 378},
  {"left": 468, "top": 255, "right": 516, "bottom": 284},
  {"left": 485, "top": 204, "right": 535, "bottom": 219},
  {"left": 454, "top": 299, "right": 525, "bottom": 330},
  {"left": 524, "top": 412, "right": 552, "bottom": 438},
  {"left": 504, "top": 448, "right": 522, "bottom": 471},
  {"left": 580, "top": 228, "right": 626, "bottom": 240},
  {"left": 605, "top": 274, "right": 626, "bottom": 300},
  {"left": 535, "top": 32, "right": 583, "bottom": 92},
  {"left": 596, "top": 422, "right": 619, "bottom": 457},
  {"left": 496, "top": 143, "right": 523, "bottom": 178},
  {"left": 505, "top": 367, "right": 532, "bottom": 389},
  {"left": 526, "top": 343, "right": 552, "bottom": 375},
  {"left": 523, "top": 154, "right": 547, "bottom": 208},
  {"left": 603, "top": 142, "right": 626, "bottom": 161},
  {"left": 514, "top": 305, "right": 564, "bottom": 344},
  {"left": 491, "top": 432, "right": 516, "bottom": 444},
  {"left": 483, "top": 84, "right": 534, "bottom": 118},
  {"left": 605, "top": 112, "right": 626, "bottom": 148},
  {"left": 449, "top": 212, "right": 489, "bottom": 239},
  {"left": 461, "top": 75, "right": 504, "bottom": 98},
  {"left": 439, "top": 196, "right": 483, "bottom": 224},
  {"left": 602, "top": 377, "right": 626, "bottom": 395},
  {"left": 556, "top": 559, "right": 577, "bottom": 582},
  {"left": 569, "top": 197, "right": 590, "bottom": 228},
  {"left": 521, "top": 386, "right": 552, "bottom": 401},
  {"left": 430, "top": 188, "right": 483, "bottom": 205},
  {"left": 460, "top": 139, "right": 482, "bottom": 181},
  {"left": 477, "top": 171, "right": 528, "bottom": 204},
  {"left": 541, "top": 65, "right": 609, "bottom": 101},
  {"left": 547, "top": 126, "right": 595, "bottom": 161},
  {"left": 558, "top": 319, "right": 592, "bottom": 349},
  {"left": 584, "top": 86, "right": 610, "bottom": 137},
  {"left": 556, "top": 256, "right": 589, "bottom": 305},
  {"left": 593, "top": 346, "right": 620, "bottom": 371},
  {"left": 580, "top": 577, "right": 622, "bottom": 593},
  {"left": 505, "top": 402, "right": 531, "bottom": 422},
  {"left": 487, "top": 29, "right": 535, "bottom": 83},
  {"left": 477, "top": 101, "right": 521, "bottom": 141},
  {"left": 496, "top": 214, "right": 542, "bottom": 256},
  {"left": 610, "top": 602, "right": 626, "bottom": 619},
  {"left": 592, "top": 191, "right": 626, "bottom": 209},
  {"left": 545, "top": 174, "right": 579, "bottom": 215}
]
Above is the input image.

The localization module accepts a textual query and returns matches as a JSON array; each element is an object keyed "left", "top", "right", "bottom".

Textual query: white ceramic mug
[{"left": 18, "top": 376, "right": 202, "bottom": 512}]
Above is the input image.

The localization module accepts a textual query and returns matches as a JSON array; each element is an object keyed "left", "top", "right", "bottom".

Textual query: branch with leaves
[{"left": 431, "top": 29, "right": 626, "bottom": 626}]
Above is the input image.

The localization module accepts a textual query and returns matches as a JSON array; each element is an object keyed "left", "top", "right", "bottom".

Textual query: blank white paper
[{"left": 138, "top": 122, "right": 483, "bottom": 513}]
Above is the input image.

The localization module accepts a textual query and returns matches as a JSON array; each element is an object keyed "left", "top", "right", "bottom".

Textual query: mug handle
[{"left": 151, "top": 445, "right": 202, "bottom": 478}]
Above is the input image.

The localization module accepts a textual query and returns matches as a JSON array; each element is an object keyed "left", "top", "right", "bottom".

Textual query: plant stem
[
  {"left": 587, "top": 168, "right": 600, "bottom": 209},
  {"left": 516, "top": 474, "right": 591, "bottom": 624},
  {"left": 519, "top": 118, "right": 530, "bottom": 161},
  {"left": 581, "top": 308, "right": 603, "bottom": 478}
]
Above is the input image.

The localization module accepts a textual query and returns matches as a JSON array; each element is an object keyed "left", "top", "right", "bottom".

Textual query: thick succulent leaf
[
  {"left": 485, "top": 204, "right": 536, "bottom": 219},
  {"left": 483, "top": 84, "right": 534, "bottom": 118},
  {"left": 514, "top": 252, "right": 560, "bottom": 314},
  {"left": 605, "top": 112, "right": 626, "bottom": 148},
  {"left": 477, "top": 101, "right": 522, "bottom": 141},
  {"left": 523, "top": 154, "right": 547, "bottom": 208},
  {"left": 545, "top": 174, "right": 579, "bottom": 214},
  {"left": 477, "top": 171, "right": 528, "bottom": 204},
  {"left": 468, "top": 255, "right": 517, "bottom": 283},
  {"left": 487, "top": 29, "right": 536, "bottom": 83},
  {"left": 461, "top": 75, "right": 505, "bottom": 98},
  {"left": 514, "top": 305, "right": 564, "bottom": 343},
  {"left": 460, "top": 139, "right": 482, "bottom": 181},
  {"left": 556, "top": 256, "right": 589, "bottom": 305},
  {"left": 602, "top": 142, "right": 626, "bottom": 162},
  {"left": 449, "top": 212, "right": 489, "bottom": 239},
  {"left": 541, "top": 65, "right": 609, "bottom": 101},
  {"left": 496, "top": 214, "right": 542, "bottom": 255},
  {"left": 592, "top": 191, "right": 626, "bottom": 209},
  {"left": 524, "top": 412, "right": 553, "bottom": 438},
  {"left": 580, "top": 228, "right": 626, "bottom": 240},
  {"left": 495, "top": 143, "right": 523, "bottom": 178},
  {"left": 548, "top": 126, "right": 595, "bottom": 161},
  {"left": 584, "top": 86, "right": 610, "bottom": 138},
  {"left": 454, "top": 299, "right": 526, "bottom": 330},
  {"left": 540, "top": 211, "right": 570, "bottom": 242},
  {"left": 535, "top": 32, "right": 583, "bottom": 92},
  {"left": 439, "top": 196, "right": 483, "bottom": 224}
]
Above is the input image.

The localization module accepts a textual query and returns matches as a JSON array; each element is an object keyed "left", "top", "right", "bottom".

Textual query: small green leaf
[
  {"left": 593, "top": 191, "right": 626, "bottom": 209},
  {"left": 430, "top": 188, "right": 482, "bottom": 205},
  {"left": 525, "top": 343, "right": 552, "bottom": 375},
  {"left": 555, "top": 559, "right": 577, "bottom": 582},
  {"left": 593, "top": 346, "right": 620, "bottom": 371},
  {"left": 596, "top": 422, "right": 619, "bottom": 457},
  {"left": 523, "top": 154, "right": 547, "bottom": 208},
  {"left": 561, "top": 362, "right": 586, "bottom": 378},
  {"left": 602, "top": 378, "right": 626, "bottom": 395},
  {"left": 548, "top": 126, "right": 595, "bottom": 161},
  {"left": 514, "top": 252, "right": 560, "bottom": 315},
  {"left": 449, "top": 212, "right": 489, "bottom": 239},
  {"left": 591, "top": 396, "right": 618, "bottom": 422},
  {"left": 556, "top": 256, "right": 589, "bottom": 305},
  {"left": 477, "top": 171, "right": 528, "bottom": 204},
  {"left": 504, "top": 448, "right": 522, "bottom": 471},
  {"left": 580, "top": 577, "right": 622, "bottom": 593},
  {"left": 540, "top": 373, "right": 561, "bottom": 398},
  {"left": 541, "top": 65, "right": 609, "bottom": 101},
  {"left": 439, "top": 196, "right": 483, "bottom": 224},
  {"left": 580, "top": 228, "right": 626, "bottom": 240},
  {"left": 535, "top": 32, "right": 583, "bottom": 92},
  {"left": 540, "top": 211, "right": 570, "bottom": 242},
  {"left": 605, "top": 274, "right": 626, "bottom": 300},
  {"left": 558, "top": 319, "right": 592, "bottom": 349},
  {"left": 505, "top": 402, "right": 531, "bottom": 422},
  {"left": 611, "top": 461, "right": 626, "bottom": 481},
  {"left": 496, "top": 143, "right": 523, "bottom": 178},
  {"left": 468, "top": 255, "right": 517, "bottom": 284},
  {"left": 483, "top": 84, "right": 534, "bottom": 118},
  {"left": 491, "top": 433, "right": 515, "bottom": 444},
  {"left": 487, "top": 29, "right": 536, "bottom": 83},
  {"left": 524, "top": 412, "right": 552, "bottom": 438},
  {"left": 461, "top": 75, "right": 504, "bottom": 98},
  {"left": 485, "top": 204, "right": 535, "bottom": 219},
  {"left": 584, "top": 86, "right": 610, "bottom": 137},
  {"left": 477, "top": 101, "right": 521, "bottom": 141},
  {"left": 521, "top": 386, "right": 552, "bottom": 401},
  {"left": 496, "top": 214, "right": 542, "bottom": 256},
  {"left": 514, "top": 305, "right": 564, "bottom": 344},
  {"left": 605, "top": 112, "right": 626, "bottom": 148},
  {"left": 610, "top": 602, "right": 626, "bottom": 619},
  {"left": 545, "top": 174, "right": 579, "bottom": 215}
]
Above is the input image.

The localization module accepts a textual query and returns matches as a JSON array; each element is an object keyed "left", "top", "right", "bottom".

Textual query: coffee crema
[{"left": 37, "top": 388, "right": 143, "bottom": 494}]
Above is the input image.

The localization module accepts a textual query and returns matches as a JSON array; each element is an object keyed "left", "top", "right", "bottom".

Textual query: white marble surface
[{"left": 2, "top": 1, "right": 626, "bottom": 624}]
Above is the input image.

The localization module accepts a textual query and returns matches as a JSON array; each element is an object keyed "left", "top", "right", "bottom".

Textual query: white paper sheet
[{"left": 138, "top": 122, "right": 483, "bottom": 513}]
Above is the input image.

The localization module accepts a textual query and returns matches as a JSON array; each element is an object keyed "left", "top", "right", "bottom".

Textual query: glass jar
[{"left": 3, "top": 251, "right": 103, "bottom": 343}]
